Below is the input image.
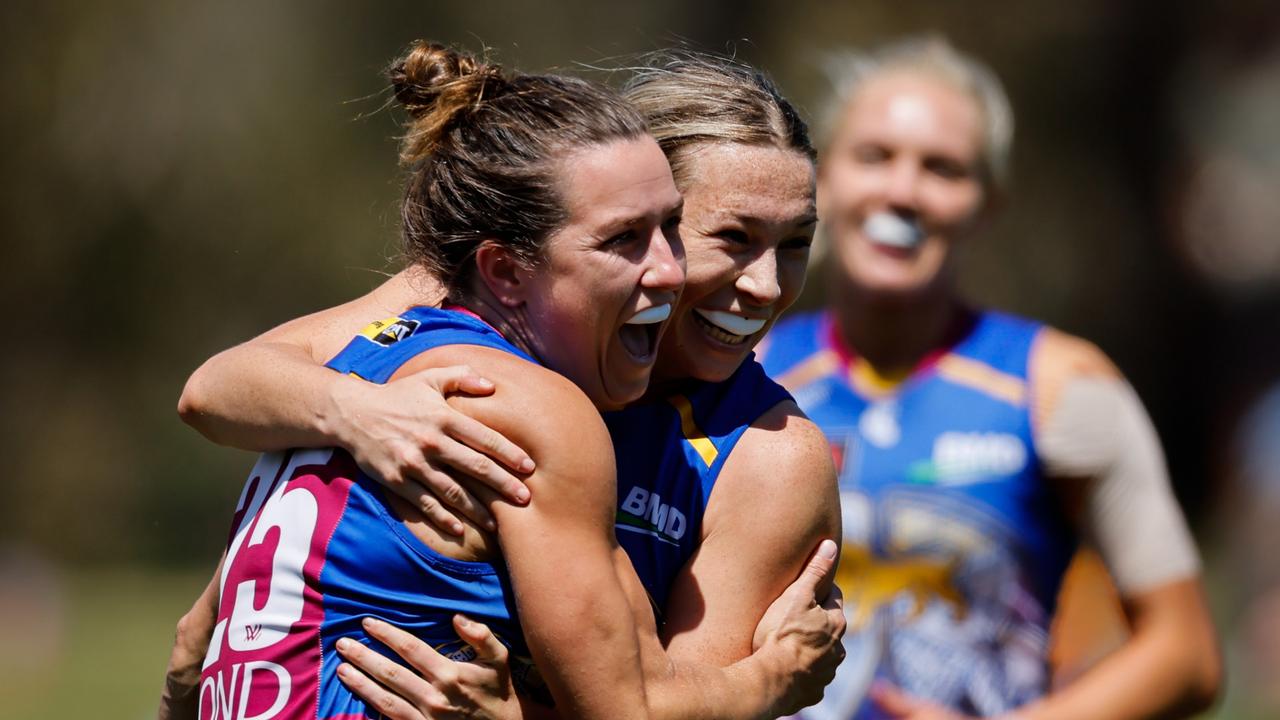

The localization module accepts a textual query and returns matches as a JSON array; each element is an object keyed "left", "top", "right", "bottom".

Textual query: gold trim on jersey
[
  {"left": 776, "top": 349, "right": 841, "bottom": 391},
  {"left": 935, "top": 354, "right": 1027, "bottom": 407},
  {"left": 667, "top": 394, "right": 718, "bottom": 467}
]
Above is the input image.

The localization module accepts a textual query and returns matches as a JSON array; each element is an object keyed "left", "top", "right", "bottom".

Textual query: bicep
[{"left": 661, "top": 407, "right": 839, "bottom": 664}]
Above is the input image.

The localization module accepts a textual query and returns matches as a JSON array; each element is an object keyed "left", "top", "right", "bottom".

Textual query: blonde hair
[
  {"left": 622, "top": 50, "right": 814, "bottom": 190},
  {"left": 820, "top": 36, "right": 1014, "bottom": 190}
]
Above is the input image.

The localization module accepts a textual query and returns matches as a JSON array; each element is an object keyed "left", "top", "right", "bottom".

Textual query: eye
[
  {"left": 603, "top": 229, "right": 637, "bottom": 247},
  {"left": 781, "top": 236, "right": 813, "bottom": 252},
  {"left": 852, "top": 143, "right": 889, "bottom": 165},
  {"left": 716, "top": 229, "right": 750, "bottom": 245},
  {"left": 925, "top": 156, "right": 972, "bottom": 180}
]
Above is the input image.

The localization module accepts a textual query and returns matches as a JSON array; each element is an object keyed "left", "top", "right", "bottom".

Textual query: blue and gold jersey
[
  {"left": 761, "top": 310, "right": 1075, "bottom": 720},
  {"left": 605, "top": 356, "right": 793, "bottom": 615},
  {"left": 200, "top": 307, "right": 547, "bottom": 720}
]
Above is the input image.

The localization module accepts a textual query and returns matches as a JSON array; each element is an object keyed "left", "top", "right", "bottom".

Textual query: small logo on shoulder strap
[{"left": 358, "top": 316, "right": 421, "bottom": 347}]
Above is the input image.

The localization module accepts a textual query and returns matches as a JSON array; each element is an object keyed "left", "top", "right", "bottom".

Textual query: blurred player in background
[{"left": 759, "top": 36, "right": 1221, "bottom": 720}]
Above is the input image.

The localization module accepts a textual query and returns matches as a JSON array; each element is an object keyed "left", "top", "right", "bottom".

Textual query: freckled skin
[{"left": 654, "top": 143, "right": 817, "bottom": 385}]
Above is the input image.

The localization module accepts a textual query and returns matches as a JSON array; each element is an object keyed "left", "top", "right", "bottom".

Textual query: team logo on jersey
[
  {"left": 358, "top": 316, "right": 421, "bottom": 346},
  {"left": 906, "top": 431, "right": 1028, "bottom": 485},
  {"left": 616, "top": 486, "right": 686, "bottom": 546},
  {"left": 836, "top": 544, "right": 967, "bottom": 631}
]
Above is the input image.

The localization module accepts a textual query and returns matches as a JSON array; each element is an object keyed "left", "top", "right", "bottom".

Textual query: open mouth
[
  {"left": 619, "top": 303, "right": 671, "bottom": 362},
  {"left": 692, "top": 309, "right": 767, "bottom": 347},
  {"left": 863, "top": 212, "right": 925, "bottom": 250}
]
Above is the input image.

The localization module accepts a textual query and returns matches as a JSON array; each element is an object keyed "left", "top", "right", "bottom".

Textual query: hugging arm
[
  {"left": 158, "top": 554, "right": 224, "bottom": 720},
  {"left": 335, "top": 387, "right": 845, "bottom": 719},
  {"left": 177, "top": 267, "right": 533, "bottom": 533},
  {"left": 660, "top": 401, "right": 843, "bottom": 667}
]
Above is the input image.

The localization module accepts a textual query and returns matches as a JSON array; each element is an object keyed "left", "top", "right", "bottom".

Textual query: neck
[
  {"left": 830, "top": 278, "right": 968, "bottom": 375},
  {"left": 455, "top": 287, "right": 543, "bottom": 364}
]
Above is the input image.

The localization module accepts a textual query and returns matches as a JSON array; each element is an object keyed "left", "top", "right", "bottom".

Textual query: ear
[{"left": 473, "top": 242, "right": 532, "bottom": 308}]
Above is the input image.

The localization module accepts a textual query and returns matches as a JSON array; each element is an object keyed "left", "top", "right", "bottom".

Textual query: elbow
[
  {"left": 1182, "top": 642, "right": 1223, "bottom": 714},
  {"left": 177, "top": 361, "right": 219, "bottom": 440},
  {"left": 167, "top": 610, "right": 212, "bottom": 687}
]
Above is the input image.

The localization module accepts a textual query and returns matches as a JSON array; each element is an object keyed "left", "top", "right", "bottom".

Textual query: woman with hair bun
[{"left": 167, "top": 42, "right": 842, "bottom": 720}]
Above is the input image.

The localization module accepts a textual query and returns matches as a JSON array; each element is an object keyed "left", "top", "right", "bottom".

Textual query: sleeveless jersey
[
  {"left": 606, "top": 357, "right": 793, "bottom": 614},
  {"left": 760, "top": 310, "right": 1075, "bottom": 720},
  {"left": 198, "top": 307, "right": 547, "bottom": 720}
]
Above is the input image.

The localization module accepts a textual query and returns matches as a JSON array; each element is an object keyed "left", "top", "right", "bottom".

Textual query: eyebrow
[
  {"left": 715, "top": 211, "right": 819, "bottom": 228},
  {"left": 592, "top": 199, "right": 685, "bottom": 231}
]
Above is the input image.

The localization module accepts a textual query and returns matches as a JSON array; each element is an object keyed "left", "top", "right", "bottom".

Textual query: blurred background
[{"left": 1, "top": 0, "right": 1277, "bottom": 717}]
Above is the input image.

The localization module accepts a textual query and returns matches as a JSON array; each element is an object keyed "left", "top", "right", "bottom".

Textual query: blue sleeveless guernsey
[
  {"left": 198, "top": 307, "right": 548, "bottom": 720},
  {"left": 760, "top": 310, "right": 1075, "bottom": 720},
  {"left": 605, "top": 356, "right": 793, "bottom": 615}
]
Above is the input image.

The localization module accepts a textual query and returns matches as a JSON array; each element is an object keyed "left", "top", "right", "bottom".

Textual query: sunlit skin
[
  {"left": 652, "top": 143, "right": 817, "bottom": 387},
  {"left": 821, "top": 71, "right": 989, "bottom": 303},
  {"left": 510, "top": 137, "right": 685, "bottom": 410}
]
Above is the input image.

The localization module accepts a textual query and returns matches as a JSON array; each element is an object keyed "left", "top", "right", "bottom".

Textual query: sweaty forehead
[{"left": 682, "top": 143, "right": 816, "bottom": 224}]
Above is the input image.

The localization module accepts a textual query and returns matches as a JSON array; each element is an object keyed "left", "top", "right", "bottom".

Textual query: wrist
[
  {"left": 320, "top": 373, "right": 368, "bottom": 448},
  {"left": 734, "top": 642, "right": 793, "bottom": 719}
]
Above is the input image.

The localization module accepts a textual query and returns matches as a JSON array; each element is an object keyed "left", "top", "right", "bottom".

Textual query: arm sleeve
[{"left": 1037, "top": 376, "right": 1201, "bottom": 594}]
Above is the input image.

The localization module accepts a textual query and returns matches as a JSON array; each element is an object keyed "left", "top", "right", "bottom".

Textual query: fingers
[
  {"left": 358, "top": 617, "right": 458, "bottom": 682},
  {"left": 378, "top": 463, "right": 476, "bottom": 536},
  {"left": 453, "top": 615, "right": 509, "bottom": 666},
  {"left": 336, "top": 662, "right": 429, "bottom": 720},
  {"left": 790, "top": 538, "right": 839, "bottom": 597},
  {"left": 422, "top": 364, "right": 497, "bottom": 397},
  {"left": 420, "top": 366, "right": 535, "bottom": 479},
  {"left": 401, "top": 461, "right": 498, "bottom": 533},
  {"left": 434, "top": 415, "right": 533, "bottom": 504}
]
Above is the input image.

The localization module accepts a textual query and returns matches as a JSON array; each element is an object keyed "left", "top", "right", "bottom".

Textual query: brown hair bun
[{"left": 388, "top": 41, "right": 506, "bottom": 166}]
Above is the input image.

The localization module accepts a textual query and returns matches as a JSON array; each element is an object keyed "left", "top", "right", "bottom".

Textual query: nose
[
  {"left": 736, "top": 250, "right": 781, "bottom": 307},
  {"left": 885, "top": 158, "right": 922, "bottom": 211},
  {"left": 641, "top": 226, "right": 685, "bottom": 293}
]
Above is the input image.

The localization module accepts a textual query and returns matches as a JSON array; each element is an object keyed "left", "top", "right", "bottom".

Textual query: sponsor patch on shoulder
[{"left": 358, "top": 316, "right": 420, "bottom": 346}]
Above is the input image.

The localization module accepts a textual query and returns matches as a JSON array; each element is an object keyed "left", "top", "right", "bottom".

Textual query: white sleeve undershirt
[{"left": 1037, "top": 376, "right": 1201, "bottom": 594}]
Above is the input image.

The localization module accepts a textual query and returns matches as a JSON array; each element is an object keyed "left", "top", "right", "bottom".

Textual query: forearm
[
  {"left": 645, "top": 653, "right": 786, "bottom": 720},
  {"left": 159, "top": 559, "right": 223, "bottom": 720},
  {"left": 1012, "top": 579, "right": 1220, "bottom": 720},
  {"left": 178, "top": 341, "right": 358, "bottom": 452}
]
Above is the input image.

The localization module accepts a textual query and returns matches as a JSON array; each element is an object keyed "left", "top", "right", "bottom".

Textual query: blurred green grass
[{"left": 0, "top": 567, "right": 207, "bottom": 720}]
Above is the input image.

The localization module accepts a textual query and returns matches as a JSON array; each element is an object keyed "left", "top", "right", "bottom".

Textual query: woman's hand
[
  {"left": 751, "top": 539, "right": 848, "bottom": 715},
  {"left": 335, "top": 616, "right": 520, "bottom": 720},
  {"left": 328, "top": 365, "right": 535, "bottom": 535}
]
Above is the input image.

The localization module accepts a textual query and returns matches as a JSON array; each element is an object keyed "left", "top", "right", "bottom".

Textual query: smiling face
[
  {"left": 516, "top": 137, "right": 686, "bottom": 410},
  {"left": 820, "top": 70, "right": 989, "bottom": 300},
  {"left": 654, "top": 142, "right": 816, "bottom": 384}
]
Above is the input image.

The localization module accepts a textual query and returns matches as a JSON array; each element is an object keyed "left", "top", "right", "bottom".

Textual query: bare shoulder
[
  {"left": 713, "top": 400, "right": 839, "bottom": 534},
  {"left": 1029, "top": 327, "right": 1123, "bottom": 430}
]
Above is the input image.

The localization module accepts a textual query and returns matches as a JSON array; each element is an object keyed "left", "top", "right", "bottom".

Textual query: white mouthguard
[
  {"left": 863, "top": 212, "right": 925, "bottom": 249},
  {"left": 695, "top": 309, "right": 767, "bottom": 336},
  {"left": 626, "top": 304, "right": 672, "bottom": 325}
]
